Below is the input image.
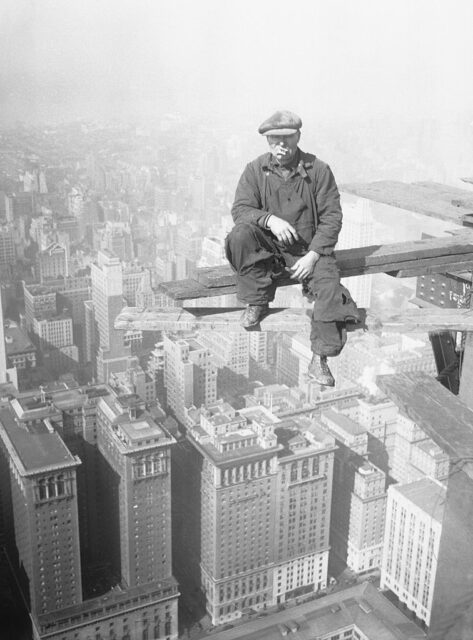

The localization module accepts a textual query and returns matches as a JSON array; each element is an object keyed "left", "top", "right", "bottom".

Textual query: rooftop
[
  {"left": 118, "top": 415, "right": 166, "bottom": 443},
  {"left": 0, "top": 407, "right": 77, "bottom": 474},
  {"left": 4, "top": 324, "right": 35, "bottom": 355},
  {"left": 208, "top": 582, "right": 426, "bottom": 640},
  {"left": 392, "top": 477, "right": 446, "bottom": 522},
  {"left": 322, "top": 409, "right": 367, "bottom": 437}
]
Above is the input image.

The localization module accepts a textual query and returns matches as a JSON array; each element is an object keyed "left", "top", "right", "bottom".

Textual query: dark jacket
[{"left": 231, "top": 149, "right": 342, "bottom": 256}]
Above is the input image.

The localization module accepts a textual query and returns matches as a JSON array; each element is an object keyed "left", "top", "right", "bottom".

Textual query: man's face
[{"left": 267, "top": 132, "right": 300, "bottom": 165}]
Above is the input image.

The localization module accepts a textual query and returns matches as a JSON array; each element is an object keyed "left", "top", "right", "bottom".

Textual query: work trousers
[{"left": 225, "top": 223, "right": 360, "bottom": 357}]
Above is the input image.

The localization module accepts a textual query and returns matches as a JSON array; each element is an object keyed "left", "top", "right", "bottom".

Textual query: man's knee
[{"left": 226, "top": 223, "right": 261, "bottom": 251}]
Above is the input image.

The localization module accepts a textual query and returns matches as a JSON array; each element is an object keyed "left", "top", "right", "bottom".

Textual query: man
[{"left": 225, "top": 110, "right": 360, "bottom": 387}]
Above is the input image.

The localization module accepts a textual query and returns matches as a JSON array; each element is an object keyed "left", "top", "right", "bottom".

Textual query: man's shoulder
[{"left": 299, "top": 151, "right": 330, "bottom": 173}]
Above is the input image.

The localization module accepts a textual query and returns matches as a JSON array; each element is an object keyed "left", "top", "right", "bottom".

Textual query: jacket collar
[{"left": 262, "top": 149, "right": 313, "bottom": 177}]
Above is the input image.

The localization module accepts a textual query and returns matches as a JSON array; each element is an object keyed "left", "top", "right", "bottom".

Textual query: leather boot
[{"left": 308, "top": 354, "right": 335, "bottom": 387}]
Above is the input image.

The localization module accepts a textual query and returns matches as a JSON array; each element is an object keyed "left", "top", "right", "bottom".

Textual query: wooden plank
[
  {"left": 158, "top": 235, "right": 473, "bottom": 300},
  {"left": 195, "top": 234, "right": 473, "bottom": 289},
  {"left": 115, "top": 306, "right": 473, "bottom": 334},
  {"left": 387, "top": 258, "right": 473, "bottom": 278},
  {"left": 376, "top": 371, "right": 473, "bottom": 465},
  {"left": 377, "top": 307, "right": 473, "bottom": 333},
  {"left": 115, "top": 306, "right": 313, "bottom": 332},
  {"left": 340, "top": 180, "right": 473, "bottom": 224}
]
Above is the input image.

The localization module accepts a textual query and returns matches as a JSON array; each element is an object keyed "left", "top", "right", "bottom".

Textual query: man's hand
[
  {"left": 289, "top": 251, "right": 320, "bottom": 281},
  {"left": 267, "top": 215, "right": 299, "bottom": 246}
]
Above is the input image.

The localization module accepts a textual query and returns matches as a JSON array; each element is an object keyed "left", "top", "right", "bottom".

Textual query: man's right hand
[{"left": 267, "top": 215, "right": 299, "bottom": 245}]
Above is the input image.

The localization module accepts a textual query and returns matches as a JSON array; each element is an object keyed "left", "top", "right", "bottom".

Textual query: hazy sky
[{"left": 1, "top": 0, "right": 473, "bottom": 126}]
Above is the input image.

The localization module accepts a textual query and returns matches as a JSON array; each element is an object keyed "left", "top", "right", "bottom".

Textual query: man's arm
[
  {"left": 231, "top": 162, "right": 300, "bottom": 244},
  {"left": 231, "top": 162, "right": 268, "bottom": 226},
  {"left": 308, "top": 163, "right": 343, "bottom": 255}
]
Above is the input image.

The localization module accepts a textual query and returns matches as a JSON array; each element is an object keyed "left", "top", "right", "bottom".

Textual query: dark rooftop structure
[
  {"left": 0, "top": 406, "right": 78, "bottom": 474},
  {"left": 208, "top": 582, "right": 426, "bottom": 640}
]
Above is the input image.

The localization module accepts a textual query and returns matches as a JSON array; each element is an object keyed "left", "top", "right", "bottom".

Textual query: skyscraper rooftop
[{"left": 0, "top": 407, "right": 78, "bottom": 473}]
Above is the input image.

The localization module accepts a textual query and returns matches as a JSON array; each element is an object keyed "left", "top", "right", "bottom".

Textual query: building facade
[{"left": 380, "top": 477, "right": 445, "bottom": 625}]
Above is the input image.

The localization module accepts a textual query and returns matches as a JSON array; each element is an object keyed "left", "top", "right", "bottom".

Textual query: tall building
[
  {"left": 0, "top": 406, "right": 83, "bottom": 618},
  {"left": 381, "top": 477, "right": 445, "bottom": 626},
  {"left": 180, "top": 402, "right": 338, "bottom": 625},
  {"left": 346, "top": 461, "right": 386, "bottom": 573},
  {"left": 4, "top": 321, "right": 37, "bottom": 370},
  {"left": 123, "top": 264, "right": 148, "bottom": 306},
  {"left": 101, "top": 221, "right": 134, "bottom": 262},
  {"left": 248, "top": 332, "right": 268, "bottom": 367},
  {"left": 23, "top": 277, "right": 92, "bottom": 364},
  {"left": 0, "top": 224, "right": 16, "bottom": 272},
  {"left": 91, "top": 250, "right": 131, "bottom": 382},
  {"left": 272, "top": 418, "right": 336, "bottom": 603},
  {"left": 23, "top": 283, "right": 58, "bottom": 331},
  {"left": 0, "top": 294, "right": 20, "bottom": 389},
  {"left": 318, "top": 409, "right": 369, "bottom": 566},
  {"left": 32, "top": 312, "right": 79, "bottom": 370},
  {"left": 187, "top": 402, "right": 281, "bottom": 625},
  {"left": 0, "top": 385, "right": 179, "bottom": 640},
  {"left": 210, "top": 331, "right": 249, "bottom": 378},
  {"left": 96, "top": 394, "right": 176, "bottom": 592},
  {"left": 0, "top": 293, "right": 8, "bottom": 384},
  {"left": 163, "top": 333, "right": 217, "bottom": 425}
]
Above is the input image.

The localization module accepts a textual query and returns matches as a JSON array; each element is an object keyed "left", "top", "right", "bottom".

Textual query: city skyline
[{"left": 1, "top": 2, "right": 473, "bottom": 637}]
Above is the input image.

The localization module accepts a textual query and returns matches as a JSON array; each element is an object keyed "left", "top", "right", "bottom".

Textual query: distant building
[
  {"left": 391, "top": 413, "right": 449, "bottom": 483},
  {"left": 335, "top": 333, "right": 436, "bottom": 394},
  {"left": 32, "top": 312, "right": 79, "bottom": 366},
  {"left": 122, "top": 263, "right": 147, "bottom": 306},
  {"left": 318, "top": 409, "right": 371, "bottom": 567},
  {"left": 338, "top": 198, "right": 374, "bottom": 308},
  {"left": 4, "top": 322, "right": 37, "bottom": 370},
  {"left": 346, "top": 461, "right": 386, "bottom": 573},
  {"left": 198, "top": 235, "right": 226, "bottom": 268},
  {"left": 23, "top": 277, "right": 92, "bottom": 364},
  {"left": 348, "top": 397, "right": 399, "bottom": 476},
  {"left": 0, "top": 296, "right": 19, "bottom": 388},
  {"left": 244, "top": 384, "right": 307, "bottom": 415},
  {"left": 320, "top": 408, "right": 368, "bottom": 456},
  {"left": 163, "top": 333, "right": 217, "bottom": 425},
  {"left": 248, "top": 332, "right": 268, "bottom": 366},
  {"left": 273, "top": 417, "right": 336, "bottom": 603},
  {"left": 37, "top": 242, "right": 69, "bottom": 282},
  {"left": 23, "top": 283, "right": 58, "bottom": 331},
  {"left": 102, "top": 221, "right": 135, "bottom": 262},
  {"left": 91, "top": 250, "right": 131, "bottom": 382},
  {"left": 56, "top": 215, "right": 81, "bottom": 244},
  {"left": 0, "top": 224, "right": 16, "bottom": 271},
  {"left": 381, "top": 477, "right": 445, "bottom": 626},
  {"left": 199, "top": 331, "right": 249, "bottom": 378}
]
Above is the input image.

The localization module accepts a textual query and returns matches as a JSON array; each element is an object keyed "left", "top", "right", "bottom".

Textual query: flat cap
[{"left": 258, "top": 110, "right": 302, "bottom": 136}]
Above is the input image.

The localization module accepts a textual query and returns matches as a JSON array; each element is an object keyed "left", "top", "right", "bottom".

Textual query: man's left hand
[{"left": 289, "top": 251, "right": 320, "bottom": 281}]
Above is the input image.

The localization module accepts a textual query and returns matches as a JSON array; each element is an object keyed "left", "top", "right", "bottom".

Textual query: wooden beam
[
  {"left": 115, "top": 307, "right": 313, "bottom": 332},
  {"left": 158, "top": 234, "right": 473, "bottom": 300},
  {"left": 115, "top": 306, "right": 473, "bottom": 334},
  {"left": 376, "top": 371, "right": 473, "bottom": 472},
  {"left": 340, "top": 180, "right": 473, "bottom": 224}
]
